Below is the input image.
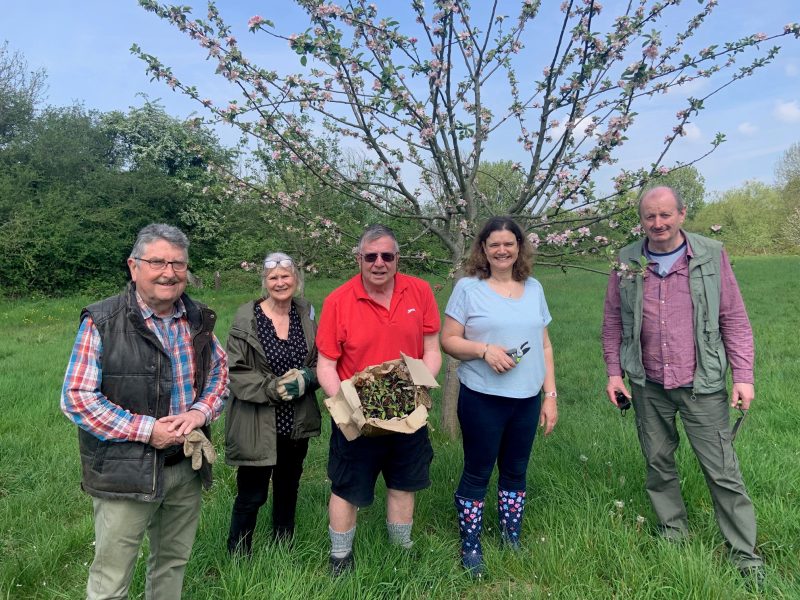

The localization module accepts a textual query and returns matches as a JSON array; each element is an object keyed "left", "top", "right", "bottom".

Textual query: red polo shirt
[{"left": 316, "top": 273, "right": 441, "bottom": 380}]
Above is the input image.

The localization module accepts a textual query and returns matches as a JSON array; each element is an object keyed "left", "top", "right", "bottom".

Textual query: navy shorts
[{"left": 327, "top": 420, "right": 433, "bottom": 507}]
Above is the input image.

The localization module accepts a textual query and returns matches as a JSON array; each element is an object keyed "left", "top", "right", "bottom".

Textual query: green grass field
[{"left": 1, "top": 256, "right": 798, "bottom": 599}]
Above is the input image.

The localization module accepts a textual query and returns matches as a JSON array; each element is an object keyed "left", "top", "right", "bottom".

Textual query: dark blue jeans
[{"left": 456, "top": 384, "right": 542, "bottom": 499}]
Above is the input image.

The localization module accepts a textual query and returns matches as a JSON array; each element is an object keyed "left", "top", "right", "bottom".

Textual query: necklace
[{"left": 488, "top": 277, "right": 517, "bottom": 298}]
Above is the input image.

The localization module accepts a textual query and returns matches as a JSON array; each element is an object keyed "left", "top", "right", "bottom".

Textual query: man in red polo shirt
[{"left": 316, "top": 224, "right": 442, "bottom": 576}]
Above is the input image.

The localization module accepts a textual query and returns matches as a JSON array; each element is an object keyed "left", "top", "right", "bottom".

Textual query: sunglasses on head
[
  {"left": 360, "top": 252, "right": 397, "bottom": 263},
  {"left": 264, "top": 259, "right": 293, "bottom": 269}
]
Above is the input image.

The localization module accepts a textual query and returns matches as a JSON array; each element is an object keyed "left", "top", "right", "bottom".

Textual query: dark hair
[{"left": 464, "top": 216, "right": 534, "bottom": 281}]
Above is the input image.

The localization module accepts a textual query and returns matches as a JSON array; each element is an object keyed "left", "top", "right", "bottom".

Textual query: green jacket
[
  {"left": 617, "top": 231, "right": 727, "bottom": 394},
  {"left": 224, "top": 297, "right": 321, "bottom": 466}
]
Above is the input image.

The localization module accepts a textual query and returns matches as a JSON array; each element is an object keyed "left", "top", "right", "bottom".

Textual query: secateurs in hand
[{"left": 505, "top": 341, "right": 530, "bottom": 363}]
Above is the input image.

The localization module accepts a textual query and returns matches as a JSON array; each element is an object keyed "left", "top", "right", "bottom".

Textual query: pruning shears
[
  {"left": 731, "top": 408, "right": 748, "bottom": 443},
  {"left": 505, "top": 341, "right": 531, "bottom": 364}
]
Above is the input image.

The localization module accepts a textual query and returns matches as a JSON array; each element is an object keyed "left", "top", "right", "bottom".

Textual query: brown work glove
[
  {"left": 276, "top": 367, "right": 315, "bottom": 401},
  {"left": 183, "top": 430, "right": 217, "bottom": 470}
]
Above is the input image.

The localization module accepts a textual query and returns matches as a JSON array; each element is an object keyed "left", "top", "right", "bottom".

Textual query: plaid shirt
[{"left": 61, "top": 294, "right": 228, "bottom": 442}]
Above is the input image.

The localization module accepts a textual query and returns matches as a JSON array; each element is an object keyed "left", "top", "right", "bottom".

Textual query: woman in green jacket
[{"left": 225, "top": 252, "right": 321, "bottom": 555}]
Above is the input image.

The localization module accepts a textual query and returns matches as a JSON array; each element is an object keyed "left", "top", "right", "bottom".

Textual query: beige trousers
[{"left": 87, "top": 459, "right": 202, "bottom": 600}]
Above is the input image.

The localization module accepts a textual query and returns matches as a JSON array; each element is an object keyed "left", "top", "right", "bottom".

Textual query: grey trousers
[
  {"left": 632, "top": 380, "right": 762, "bottom": 568},
  {"left": 87, "top": 459, "right": 202, "bottom": 600}
]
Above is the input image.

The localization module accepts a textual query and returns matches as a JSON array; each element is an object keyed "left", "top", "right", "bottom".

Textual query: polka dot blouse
[{"left": 254, "top": 300, "right": 309, "bottom": 436}]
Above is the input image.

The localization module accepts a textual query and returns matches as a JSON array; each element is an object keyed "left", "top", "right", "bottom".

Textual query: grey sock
[
  {"left": 387, "top": 521, "right": 414, "bottom": 549},
  {"left": 329, "top": 525, "right": 356, "bottom": 559}
]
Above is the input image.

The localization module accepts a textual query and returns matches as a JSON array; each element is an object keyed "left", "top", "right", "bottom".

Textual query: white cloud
[
  {"left": 774, "top": 100, "right": 800, "bottom": 122},
  {"left": 683, "top": 122, "right": 701, "bottom": 141},
  {"left": 738, "top": 122, "right": 758, "bottom": 135},
  {"left": 786, "top": 63, "right": 799, "bottom": 77},
  {"left": 550, "top": 116, "right": 597, "bottom": 142}
]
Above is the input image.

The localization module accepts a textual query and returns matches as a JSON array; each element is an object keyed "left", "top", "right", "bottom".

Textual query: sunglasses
[
  {"left": 264, "top": 259, "right": 293, "bottom": 269},
  {"left": 360, "top": 252, "right": 397, "bottom": 263}
]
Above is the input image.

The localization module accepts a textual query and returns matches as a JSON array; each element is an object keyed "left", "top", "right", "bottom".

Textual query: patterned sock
[
  {"left": 386, "top": 521, "right": 414, "bottom": 549},
  {"left": 329, "top": 525, "right": 356, "bottom": 559}
]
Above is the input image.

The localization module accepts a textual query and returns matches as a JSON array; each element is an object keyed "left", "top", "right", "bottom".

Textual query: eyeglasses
[
  {"left": 360, "top": 252, "right": 397, "bottom": 263},
  {"left": 135, "top": 257, "right": 189, "bottom": 272},
  {"left": 264, "top": 259, "right": 293, "bottom": 269}
]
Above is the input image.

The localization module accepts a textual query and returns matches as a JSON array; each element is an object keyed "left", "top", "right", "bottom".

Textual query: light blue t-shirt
[{"left": 445, "top": 276, "right": 552, "bottom": 398}]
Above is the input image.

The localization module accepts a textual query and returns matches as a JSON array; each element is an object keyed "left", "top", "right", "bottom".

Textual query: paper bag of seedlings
[{"left": 323, "top": 353, "right": 439, "bottom": 441}]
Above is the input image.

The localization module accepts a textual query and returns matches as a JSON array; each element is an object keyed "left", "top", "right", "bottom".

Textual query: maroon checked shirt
[{"left": 602, "top": 238, "right": 754, "bottom": 389}]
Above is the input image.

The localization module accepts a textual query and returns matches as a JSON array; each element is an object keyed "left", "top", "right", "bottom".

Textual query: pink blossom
[
  {"left": 248, "top": 15, "right": 264, "bottom": 30},
  {"left": 658, "top": 166, "right": 669, "bottom": 175}
]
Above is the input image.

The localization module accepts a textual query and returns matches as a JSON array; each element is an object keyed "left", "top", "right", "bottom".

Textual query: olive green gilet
[{"left": 616, "top": 232, "right": 727, "bottom": 394}]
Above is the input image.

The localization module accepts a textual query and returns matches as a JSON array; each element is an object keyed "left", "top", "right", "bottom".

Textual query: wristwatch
[{"left": 543, "top": 391, "right": 558, "bottom": 399}]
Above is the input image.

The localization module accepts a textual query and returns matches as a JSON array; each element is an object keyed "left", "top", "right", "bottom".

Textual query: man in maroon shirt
[{"left": 602, "top": 186, "right": 764, "bottom": 589}]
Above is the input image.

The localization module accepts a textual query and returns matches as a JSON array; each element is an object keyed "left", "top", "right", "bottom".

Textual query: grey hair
[
  {"left": 129, "top": 223, "right": 189, "bottom": 259},
  {"left": 356, "top": 224, "right": 399, "bottom": 254},
  {"left": 261, "top": 251, "right": 304, "bottom": 297},
  {"left": 639, "top": 186, "right": 685, "bottom": 214}
]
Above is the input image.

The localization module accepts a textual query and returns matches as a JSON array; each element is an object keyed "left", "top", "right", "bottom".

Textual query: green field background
[{"left": 1, "top": 256, "right": 798, "bottom": 599}]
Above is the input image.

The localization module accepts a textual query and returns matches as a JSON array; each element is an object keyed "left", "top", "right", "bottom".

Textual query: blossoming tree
[{"left": 135, "top": 0, "right": 799, "bottom": 434}]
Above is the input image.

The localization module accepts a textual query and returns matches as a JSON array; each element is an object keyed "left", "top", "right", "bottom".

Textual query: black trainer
[
  {"left": 740, "top": 565, "right": 765, "bottom": 593},
  {"left": 330, "top": 551, "right": 355, "bottom": 577}
]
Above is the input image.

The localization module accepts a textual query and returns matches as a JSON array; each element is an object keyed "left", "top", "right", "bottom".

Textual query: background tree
[
  {"left": 136, "top": 0, "right": 800, "bottom": 435},
  {"left": 646, "top": 164, "right": 706, "bottom": 219},
  {"left": 0, "top": 41, "right": 46, "bottom": 147},
  {"left": 775, "top": 141, "right": 800, "bottom": 188},
  {"left": 688, "top": 180, "right": 797, "bottom": 254},
  {"left": 0, "top": 97, "right": 237, "bottom": 296}
]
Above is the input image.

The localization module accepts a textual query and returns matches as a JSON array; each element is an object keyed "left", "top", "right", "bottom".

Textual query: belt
[{"left": 163, "top": 448, "right": 187, "bottom": 467}]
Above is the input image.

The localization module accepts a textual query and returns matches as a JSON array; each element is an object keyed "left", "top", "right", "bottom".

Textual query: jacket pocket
[{"left": 225, "top": 398, "right": 270, "bottom": 462}]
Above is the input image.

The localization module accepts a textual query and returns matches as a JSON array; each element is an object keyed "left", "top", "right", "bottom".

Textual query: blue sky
[{"left": 2, "top": 1, "right": 799, "bottom": 195}]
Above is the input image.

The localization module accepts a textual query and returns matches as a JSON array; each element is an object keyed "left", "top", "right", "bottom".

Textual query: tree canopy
[{"left": 136, "top": 0, "right": 799, "bottom": 271}]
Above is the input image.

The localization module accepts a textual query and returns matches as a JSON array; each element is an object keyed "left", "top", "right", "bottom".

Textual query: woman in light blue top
[{"left": 441, "top": 216, "right": 558, "bottom": 576}]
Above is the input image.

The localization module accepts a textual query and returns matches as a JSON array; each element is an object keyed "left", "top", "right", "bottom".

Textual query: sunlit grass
[{"left": 1, "top": 256, "right": 798, "bottom": 598}]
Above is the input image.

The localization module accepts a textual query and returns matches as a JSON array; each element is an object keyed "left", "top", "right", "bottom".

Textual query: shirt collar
[
  {"left": 135, "top": 291, "right": 186, "bottom": 321},
  {"left": 643, "top": 229, "right": 694, "bottom": 259},
  {"left": 352, "top": 273, "right": 406, "bottom": 301}
]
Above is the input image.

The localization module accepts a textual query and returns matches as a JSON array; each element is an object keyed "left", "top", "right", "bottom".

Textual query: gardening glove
[
  {"left": 183, "top": 430, "right": 217, "bottom": 471},
  {"left": 276, "top": 367, "right": 315, "bottom": 401}
]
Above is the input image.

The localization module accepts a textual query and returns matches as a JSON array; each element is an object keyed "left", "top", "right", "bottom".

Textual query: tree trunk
[
  {"left": 439, "top": 239, "right": 466, "bottom": 439},
  {"left": 441, "top": 356, "right": 461, "bottom": 438}
]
